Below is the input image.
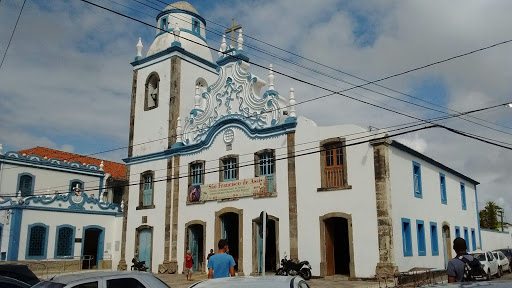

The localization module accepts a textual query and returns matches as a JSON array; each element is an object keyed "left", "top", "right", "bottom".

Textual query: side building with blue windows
[
  {"left": 119, "top": 1, "right": 484, "bottom": 278},
  {"left": 0, "top": 147, "right": 125, "bottom": 274}
]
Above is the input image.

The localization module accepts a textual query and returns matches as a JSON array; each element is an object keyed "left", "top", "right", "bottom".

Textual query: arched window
[
  {"left": 18, "top": 173, "right": 35, "bottom": 197},
  {"left": 55, "top": 225, "right": 75, "bottom": 258},
  {"left": 145, "top": 73, "right": 159, "bottom": 111},
  {"left": 69, "top": 179, "right": 84, "bottom": 194},
  {"left": 26, "top": 223, "right": 49, "bottom": 260}
]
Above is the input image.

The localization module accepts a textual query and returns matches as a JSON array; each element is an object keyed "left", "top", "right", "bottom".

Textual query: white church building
[{"left": 118, "top": 1, "right": 482, "bottom": 278}]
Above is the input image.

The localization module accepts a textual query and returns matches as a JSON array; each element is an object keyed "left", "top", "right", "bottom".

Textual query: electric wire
[{"left": 0, "top": 0, "right": 26, "bottom": 71}]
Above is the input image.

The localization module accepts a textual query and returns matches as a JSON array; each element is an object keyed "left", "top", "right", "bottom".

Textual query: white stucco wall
[
  {"left": 294, "top": 117, "right": 380, "bottom": 278},
  {"left": 480, "top": 229, "right": 512, "bottom": 251},
  {"left": 0, "top": 162, "right": 103, "bottom": 198},
  {"left": 389, "top": 146, "right": 480, "bottom": 272}
]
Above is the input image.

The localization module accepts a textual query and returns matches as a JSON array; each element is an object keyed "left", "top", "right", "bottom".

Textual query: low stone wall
[{"left": 5, "top": 259, "right": 113, "bottom": 279}]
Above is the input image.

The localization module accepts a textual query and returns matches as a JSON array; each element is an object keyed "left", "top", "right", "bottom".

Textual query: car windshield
[
  {"left": 32, "top": 281, "right": 66, "bottom": 288},
  {"left": 472, "top": 253, "right": 486, "bottom": 261}
]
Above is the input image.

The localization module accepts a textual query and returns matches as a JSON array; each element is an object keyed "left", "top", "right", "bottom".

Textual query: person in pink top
[{"left": 185, "top": 250, "right": 194, "bottom": 281}]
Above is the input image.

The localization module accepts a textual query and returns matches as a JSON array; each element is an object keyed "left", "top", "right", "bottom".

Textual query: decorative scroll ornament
[{"left": 182, "top": 60, "right": 284, "bottom": 145}]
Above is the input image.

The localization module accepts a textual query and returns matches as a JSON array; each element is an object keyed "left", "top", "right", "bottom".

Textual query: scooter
[
  {"left": 276, "top": 252, "right": 312, "bottom": 280},
  {"left": 131, "top": 258, "right": 149, "bottom": 271}
]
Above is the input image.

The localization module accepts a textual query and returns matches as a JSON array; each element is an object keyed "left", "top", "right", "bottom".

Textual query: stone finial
[
  {"left": 0, "top": 143, "right": 3, "bottom": 155},
  {"left": 194, "top": 86, "right": 201, "bottom": 109},
  {"left": 82, "top": 163, "right": 86, "bottom": 166},
  {"left": 237, "top": 28, "right": 243, "bottom": 50},
  {"left": 44, "top": 156, "right": 48, "bottom": 160},
  {"left": 136, "top": 37, "right": 143, "bottom": 58},
  {"left": 100, "top": 161, "right": 104, "bottom": 171},
  {"left": 176, "top": 117, "right": 183, "bottom": 143},
  {"left": 289, "top": 88, "right": 296, "bottom": 117},
  {"left": 22, "top": 153, "right": 26, "bottom": 156},
  {"left": 268, "top": 64, "right": 275, "bottom": 90},
  {"left": 219, "top": 35, "right": 227, "bottom": 56},
  {"left": 173, "top": 23, "right": 180, "bottom": 42}
]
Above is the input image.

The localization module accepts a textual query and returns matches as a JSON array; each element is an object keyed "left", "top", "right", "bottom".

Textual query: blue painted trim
[
  {"left": 7, "top": 208, "right": 22, "bottom": 261},
  {"left": 124, "top": 118, "right": 297, "bottom": 165},
  {"left": 471, "top": 228, "right": 476, "bottom": 251},
  {"left": 416, "top": 220, "right": 426, "bottom": 256},
  {"left": 463, "top": 227, "right": 469, "bottom": 252},
  {"left": 391, "top": 141, "right": 479, "bottom": 185},
  {"left": 455, "top": 226, "right": 460, "bottom": 238},
  {"left": 25, "top": 223, "right": 49, "bottom": 260},
  {"left": 191, "top": 17, "right": 200, "bottom": 34},
  {"left": 171, "top": 41, "right": 181, "bottom": 47},
  {"left": 475, "top": 185, "right": 482, "bottom": 249},
  {"left": 17, "top": 172, "right": 35, "bottom": 196},
  {"left": 460, "top": 182, "right": 466, "bottom": 210},
  {"left": 439, "top": 173, "right": 447, "bottom": 205},
  {"left": 0, "top": 152, "right": 103, "bottom": 175},
  {"left": 81, "top": 225, "right": 105, "bottom": 269},
  {"left": 98, "top": 176, "right": 104, "bottom": 199},
  {"left": 412, "top": 161, "right": 422, "bottom": 199},
  {"left": 54, "top": 224, "right": 76, "bottom": 259},
  {"left": 402, "top": 218, "right": 413, "bottom": 257},
  {"left": 131, "top": 45, "right": 217, "bottom": 69},
  {"left": 155, "top": 27, "right": 207, "bottom": 43},
  {"left": 160, "top": 16, "right": 168, "bottom": 31},
  {"left": 156, "top": 9, "right": 206, "bottom": 26},
  {"left": 430, "top": 222, "right": 439, "bottom": 256}
]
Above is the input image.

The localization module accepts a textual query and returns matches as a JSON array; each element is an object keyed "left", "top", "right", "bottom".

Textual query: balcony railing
[{"left": 325, "top": 166, "right": 343, "bottom": 188}]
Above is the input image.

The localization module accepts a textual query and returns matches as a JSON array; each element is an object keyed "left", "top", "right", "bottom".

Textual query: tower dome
[{"left": 147, "top": 1, "right": 213, "bottom": 62}]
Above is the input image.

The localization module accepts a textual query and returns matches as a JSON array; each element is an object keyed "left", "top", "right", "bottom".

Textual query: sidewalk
[{"left": 156, "top": 273, "right": 382, "bottom": 288}]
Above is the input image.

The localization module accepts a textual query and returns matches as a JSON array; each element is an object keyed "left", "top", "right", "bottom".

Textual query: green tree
[{"left": 479, "top": 201, "right": 501, "bottom": 230}]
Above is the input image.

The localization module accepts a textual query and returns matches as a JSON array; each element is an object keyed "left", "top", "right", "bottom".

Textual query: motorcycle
[
  {"left": 131, "top": 257, "right": 149, "bottom": 271},
  {"left": 276, "top": 252, "right": 312, "bottom": 280}
]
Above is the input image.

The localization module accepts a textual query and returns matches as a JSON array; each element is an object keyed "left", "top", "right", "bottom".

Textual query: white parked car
[
  {"left": 493, "top": 250, "right": 512, "bottom": 276},
  {"left": 32, "top": 271, "right": 170, "bottom": 288},
  {"left": 189, "top": 276, "right": 310, "bottom": 288},
  {"left": 471, "top": 251, "right": 499, "bottom": 280}
]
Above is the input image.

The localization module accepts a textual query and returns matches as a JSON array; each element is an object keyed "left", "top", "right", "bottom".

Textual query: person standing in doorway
[
  {"left": 207, "top": 249, "right": 215, "bottom": 261},
  {"left": 208, "top": 239, "right": 235, "bottom": 279},
  {"left": 185, "top": 250, "right": 194, "bottom": 281}
]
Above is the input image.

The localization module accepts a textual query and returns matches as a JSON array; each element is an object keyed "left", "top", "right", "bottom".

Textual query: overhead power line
[{"left": 0, "top": 0, "right": 26, "bottom": 71}]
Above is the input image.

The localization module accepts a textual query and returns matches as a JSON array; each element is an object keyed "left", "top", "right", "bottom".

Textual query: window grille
[
  {"left": 191, "top": 163, "right": 203, "bottom": 185},
  {"left": 143, "top": 174, "right": 153, "bottom": 206},
  {"left": 20, "top": 175, "right": 33, "bottom": 196},
  {"left": 325, "top": 145, "right": 343, "bottom": 188},
  {"left": 223, "top": 158, "right": 237, "bottom": 181},
  {"left": 56, "top": 227, "right": 73, "bottom": 257},
  {"left": 28, "top": 226, "right": 46, "bottom": 257}
]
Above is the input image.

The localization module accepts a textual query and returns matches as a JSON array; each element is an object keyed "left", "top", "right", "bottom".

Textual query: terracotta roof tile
[{"left": 18, "top": 147, "right": 126, "bottom": 179}]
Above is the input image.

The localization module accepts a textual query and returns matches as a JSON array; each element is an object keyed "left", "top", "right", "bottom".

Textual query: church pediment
[{"left": 182, "top": 58, "right": 286, "bottom": 145}]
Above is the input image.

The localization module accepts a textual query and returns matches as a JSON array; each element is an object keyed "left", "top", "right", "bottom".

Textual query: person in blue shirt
[{"left": 207, "top": 239, "right": 236, "bottom": 279}]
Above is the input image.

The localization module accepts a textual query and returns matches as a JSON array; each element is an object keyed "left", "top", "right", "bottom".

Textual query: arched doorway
[
  {"left": 252, "top": 215, "right": 279, "bottom": 275},
  {"left": 81, "top": 225, "right": 104, "bottom": 269},
  {"left": 319, "top": 213, "right": 355, "bottom": 277},
  {"left": 184, "top": 221, "right": 206, "bottom": 273},
  {"left": 215, "top": 207, "right": 244, "bottom": 275},
  {"left": 135, "top": 225, "right": 153, "bottom": 272},
  {"left": 442, "top": 222, "right": 452, "bottom": 269}
]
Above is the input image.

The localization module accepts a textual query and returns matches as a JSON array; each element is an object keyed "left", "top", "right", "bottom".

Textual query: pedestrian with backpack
[{"left": 447, "top": 237, "right": 483, "bottom": 282}]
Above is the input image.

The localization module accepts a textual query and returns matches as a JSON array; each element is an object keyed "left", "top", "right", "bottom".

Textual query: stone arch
[
  {"left": 215, "top": 207, "right": 244, "bottom": 275},
  {"left": 319, "top": 212, "right": 355, "bottom": 277},
  {"left": 442, "top": 221, "right": 452, "bottom": 267},
  {"left": 251, "top": 214, "right": 279, "bottom": 275},
  {"left": 183, "top": 220, "right": 207, "bottom": 273},
  {"left": 144, "top": 72, "right": 160, "bottom": 110}
]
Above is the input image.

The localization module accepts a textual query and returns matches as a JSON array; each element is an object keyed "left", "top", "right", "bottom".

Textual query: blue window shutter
[
  {"left": 402, "top": 218, "right": 413, "bottom": 257},
  {"left": 464, "top": 227, "right": 469, "bottom": 252},
  {"left": 143, "top": 174, "right": 153, "bottom": 206},
  {"left": 417, "top": 220, "right": 426, "bottom": 256},
  {"left": 471, "top": 229, "right": 476, "bottom": 251},
  {"left": 460, "top": 183, "right": 466, "bottom": 210},
  {"left": 440, "top": 173, "right": 447, "bottom": 204},
  {"left": 430, "top": 222, "right": 439, "bottom": 256},
  {"left": 412, "top": 162, "right": 422, "bottom": 198},
  {"left": 455, "top": 226, "right": 460, "bottom": 238}
]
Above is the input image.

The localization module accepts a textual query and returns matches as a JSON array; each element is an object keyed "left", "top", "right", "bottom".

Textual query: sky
[{"left": 0, "top": 0, "right": 511, "bottom": 217}]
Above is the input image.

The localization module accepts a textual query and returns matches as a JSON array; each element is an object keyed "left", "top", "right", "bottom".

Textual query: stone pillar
[
  {"left": 160, "top": 56, "right": 181, "bottom": 273},
  {"left": 287, "top": 132, "right": 299, "bottom": 260},
  {"left": 158, "top": 158, "right": 173, "bottom": 273},
  {"left": 371, "top": 139, "right": 398, "bottom": 277},
  {"left": 117, "top": 70, "right": 138, "bottom": 271}
]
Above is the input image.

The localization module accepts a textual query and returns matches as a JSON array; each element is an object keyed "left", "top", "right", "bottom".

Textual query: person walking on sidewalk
[{"left": 207, "top": 239, "right": 235, "bottom": 279}]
